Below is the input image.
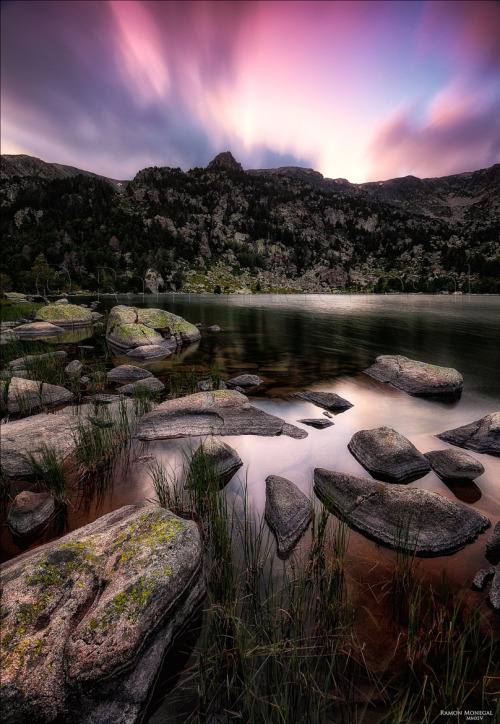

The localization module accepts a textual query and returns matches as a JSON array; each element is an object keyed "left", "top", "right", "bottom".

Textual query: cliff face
[{"left": 1, "top": 152, "right": 499, "bottom": 294}]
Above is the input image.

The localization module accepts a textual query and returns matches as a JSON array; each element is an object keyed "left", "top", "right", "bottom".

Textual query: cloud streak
[{"left": 1, "top": 0, "right": 499, "bottom": 182}]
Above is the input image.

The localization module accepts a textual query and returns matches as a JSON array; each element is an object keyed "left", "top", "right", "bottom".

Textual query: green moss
[{"left": 35, "top": 304, "right": 92, "bottom": 323}]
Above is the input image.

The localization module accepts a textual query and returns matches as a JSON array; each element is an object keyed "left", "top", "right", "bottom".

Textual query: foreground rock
[
  {"left": 35, "top": 303, "right": 93, "bottom": 327},
  {"left": 0, "top": 504, "right": 204, "bottom": 724},
  {"left": 189, "top": 437, "right": 243, "bottom": 482},
  {"left": 108, "top": 365, "right": 153, "bottom": 382},
  {"left": 298, "top": 418, "right": 334, "bottom": 429},
  {"left": 8, "top": 351, "right": 68, "bottom": 372},
  {"left": 13, "top": 321, "right": 65, "bottom": 336},
  {"left": 265, "top": 475, "right": 311, "bottom": 558},
  {"left": 135, "top": 390, "right": 307, "bottom": 440},
  {"left": 363, "top": 355, "right": 463, "bottom": 397},
  {"left": 2, "top": 377, "right": 74, "bottom": 416},
  {"left": 116, "top": 377, "right": 165, "bottom": 396},
  {"left": 0, "top": 412, "right": 90, "bottom": 478},
  {"left": 348, "top": 426, "right": 431, "bottom": 482},
  {"left": 227, "top": 374, "right": 263, "bottom": 388},
  {"left": 424, "top": 449, "right": 484, "bottom": 480},
  {"left": 292, "top": 390, "right": 353, "bottom": 412},
  {"left": 106, "top": 305, "right": 200, "bottom": 351},
  {"left": 472, "top": 566, "right": 500, "bottom": 610},
  {"left": 6, "top": 491, "right": 55, "bottom": 537},
  {"left": 436, "top": 413, "right": 500, "bottom": 455},
  {"left": 486, "top": 521, "right": 500, "bottom": 560},
  {"left": 314, "top": 469, "right": 490, "bottom": 556},
  {"left": 126, "top": 343, "right": 173, "bottom": 360},
  {"left": 65, "top": 359, "right": 83, "bottom": 378}
]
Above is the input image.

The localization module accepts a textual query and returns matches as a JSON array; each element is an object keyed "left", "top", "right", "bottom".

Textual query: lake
[{"left": 2, "top": 293, "right": 499, "bottom": 721}]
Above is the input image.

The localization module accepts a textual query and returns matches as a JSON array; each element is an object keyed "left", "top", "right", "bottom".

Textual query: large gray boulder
[
  {"left": 107, "top": 365, "right": 153, "bottom": 382},
  {"left": 265, "top": 475, "right": 311, "bottom": 558},
  {"left": 348, "top": 426, "right": 431, "bottom": 482},
  {"left": 424, "top": 449, "right": 484, "bottom": 481},
  {"left": 2, "top": 377, "right": 74, "bottom": 416},
  {"left": 314, "top": 469, "right": 490, "bottom": 556},
  {"left": 0, "top": 504, "right": 204, "bottom": 724},
  {"left": 35, "top": 303, "right": 93, "bottom": 327},
  {"left": 6, "top": 491, "right": 55, "bottom": 537},
  {"left": 363, "top": 355, "right": 463, "bottom": 397},
  {"left": 135, "top": 390, "right": 307, "bottom": 440},
  {"left": 106, "top": 305, "right": 200, "bottom": 351},
  {"left": 292, "top": 390, "right": 353, "bottom": 412},
  {"left": 436, "top": 413, "right": 500, "bottom": 455},
  {"left": 486, "top": 521, "right": 500, "bottom": 560},
  {"left": 189, "top": 437, "right": 243, "bottom": 482},
  {"left": 0, "top": 412, "right": 89, "bottom": 478}
]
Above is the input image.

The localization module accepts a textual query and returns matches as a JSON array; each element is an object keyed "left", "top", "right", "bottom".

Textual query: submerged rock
[
  {"left": 13, "top": 321, "right": 65, "bottom": 336},
  {"left": 35, "top": 303, "right": 93, "bottom": 327},
  {"left": 0, "top": 504, "right": 204, "bottom": 724},
  {"left": 135, "top": 390, "right": 307, "bottom": 440},
  {"left": 207, "top": 325, "right": 221, "bottom": 332},
  {"left": 348, "top": 426, "right": 431, "bottom": 482},
  {"left": 0, "top": 412, "right": 90, "bottom": 478},
  {"left": 424, "top": 449, "right": 484, "bottom": 480},
  {"left": 189, "top": 437, "right": 243, "bottom": 482},
  {"left": 106, "top": 305, "right": 200, "bottom": 351},
  {"left": 297, "top": 418, "right": 334, "bottom": 429},
  {"left": 265, "top": 475, "right": 311, "bottom": 558},
  {"left": 227, "top": 374, "right": 263, "bottom": 388},
  {"left": 436, "top": 413, "right": 500, "bottom": 455},
  {"left": 363, "top": 355, "right": 463, "bottom": 397},
  {"left": 116, "top": 377, "right": 165, "bottom": 395},
  {"left": 314, "top": 468, "right": 490, "bottom": 556},
  {"left": 292, "top": 390, "right": 353, "bottom": 412},
  {"left": 6, "top": 491, "right": 55, "bottom": 537},
  {"left": 126, "top": 344, "right": 173, "bottom": 360},
  {"left": 2, "top": 377, "right": 74, "bottom": 416},
  {"left": 107, "top": 365, "right": 153, "bottom": 382}
]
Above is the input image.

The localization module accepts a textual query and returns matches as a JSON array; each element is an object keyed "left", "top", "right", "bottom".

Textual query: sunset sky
[{"left": 1, "top": 0, "right": 499, "bottom": 182}]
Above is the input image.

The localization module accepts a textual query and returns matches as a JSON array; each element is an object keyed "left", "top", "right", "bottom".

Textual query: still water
[{"left": 2, "top": 294, "right": 499, "bottom": 718}]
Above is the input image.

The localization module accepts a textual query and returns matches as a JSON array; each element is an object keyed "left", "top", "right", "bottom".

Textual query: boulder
[
  {"left": 126, "top": 344, "right": 173, "bottom": 360},
  {"left": 106, "top": 305, "right": 200, "bottom": 351},
  {"left": 83, "top": 393, "right": 121, "bottom": 404},
  {"left": 227, "top": 374, "right": 263, "bottom": 388},
  {"left": 65, "top": 360, "right": 84, "bottom": 378},
  {"left": 13, "top": 322, "right": 65, "bottom": 336},
  {"left": 471, "top": 565, "right": 500, "bottom": 610},
  {"left": 490, "top": 566, "right": 500, "bottom": 609},
  {"left": 436, "top": 413, "right": 500, "bottom": 455},
  {"left": 0, "top": 504, "right": 204, "bottom": 724},
  {"left": 471, "top": 567, "right": 495, "bottom": 591},
  {"left": 314, "top": 468, "right": 490, "bottom": 556},
  {"left": 9, "top": 351, "right": 67, "bottom": 371},
  {"left": 135, "top": 390, "right": 307, "bottom": 440},
  {"left": 54, "top": 298, "right": 69, "bottom": 304},
  {"left": 91, "top": 311, "right": 103, "bottom": 320},
  {"left": 207, "top": 325, "right": 221, "bottom": 332},
  {"left": 35, "top": 303, "right": 93, "bottom": 327},
  {"left": 107, "top": 365, "right": 153, "bottom": 382},
  {"left": 0, "top": 412, "right": 89, "bottom": 478},
  {"left": 292, "top": 390, "right": 353, "bottom": 412},
  {"left": 2, "top": 377, "right": 74, "bottom": 416},
  {"left": 486, "top": 521, "right": 500, "bottom": 559},
  {"left": 363, "top": 355, "right": 463, "bottom": 398},
  {"left": 297, "top": 418, "right": 334, "bottom": 429},
  {"left": 265, "top": 475, "right": 311, "bottom": 558},
  {"left": 189, "top": 437, "right": 243, "bottom": 481},
  {"left": 116, "top": 377, "right": 165, "bottom": 396},
  {"left": 424, "top": 449, "right": 484, "bottom": 480},
  {"left": 348, "top": 426, "right": 431, "bottom": 482},
  {"left": 6, "top": 491, "right": 55, "bottom": 537}
]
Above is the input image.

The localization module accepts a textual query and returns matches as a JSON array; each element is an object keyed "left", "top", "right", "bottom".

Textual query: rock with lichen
[
  {"left": 348, "top": 426, "right": 431, "bottom": 482},
  {"left": 437, "top": 413, "right": 500, "bottom": 455},
  {"left": 35, "top": 303, "right": 93, "bottom": 327},
  {"left": 1, "top": 377, "right": 74, "bottom": 416},
  {"left": 0, "top": 504, "right": 204, "bottom": 724},
  {"left": 106, "top": 305, "right": 200, "bottom": 351},
  {"left": 363, "top": 355, "right": 463, "bottom": 398}
]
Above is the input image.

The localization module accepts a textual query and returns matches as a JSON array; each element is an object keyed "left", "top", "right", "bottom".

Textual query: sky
[{"left": 1, "top": 0, "right": 500, "bottom": 183}]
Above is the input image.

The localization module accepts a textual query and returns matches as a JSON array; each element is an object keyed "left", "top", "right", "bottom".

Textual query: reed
[
  {"left": 73, "top": 399, "right": 132, "bottom": 476},
  {"left": 27, "top": 445, "right": 68, "bottom": 503}
]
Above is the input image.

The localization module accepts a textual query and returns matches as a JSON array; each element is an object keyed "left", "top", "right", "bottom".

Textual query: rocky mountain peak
[{"left": 207, "top": 151, "right": 243, "bottom": 172}]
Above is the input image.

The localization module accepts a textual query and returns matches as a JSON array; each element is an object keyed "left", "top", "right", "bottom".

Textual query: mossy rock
[
  {"left": 0, "top": 504, "right": 204, "bottom": 723},
  {"left": 35, "top": 304, "right": 92, "bottom": 327},
  {"left": 106, "top": 305, "right": 201, "bottom": 349},
  {"left": 107, "top": 323, "right": 164, "bottom": 349}
]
